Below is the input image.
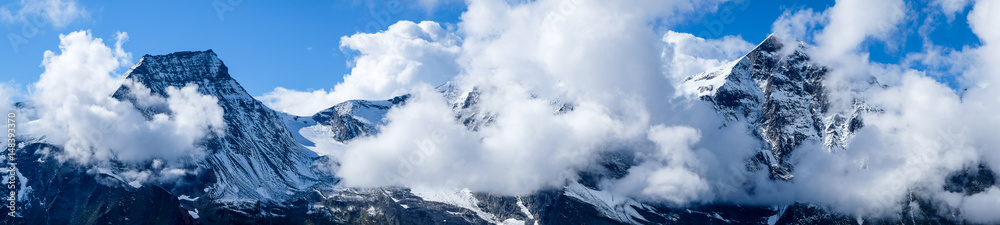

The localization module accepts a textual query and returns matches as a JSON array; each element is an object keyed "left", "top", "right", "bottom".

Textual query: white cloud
[
  {"left": 960, "top": 187, "right": 1000, "bottom": 223},
  {"left": 23, "top": 31, "right": 226, "bottom": 186},
  {"left": 955, "top": 2, "right": 1000, "bottom": 221},
  {"left": 0, "top": 0, "right": 88, "bottom": 27},
  {"left": 661, "top": 31, "right": 754, "bottom": 84},
  {"left": 164, "top": 84, "right": 226, "bottom": 139},
  {"left": 609, "top": 126, "right": 709, "bottom": 204},
  {"left": 335, "top": 83, "right": 645, "bottom": 195},
  {"left": 815, "top": 0, "right": 906, "bottom": 60},
  {"left": 325, "top": 0, "right": 740, "bottom": 197},
  {"left": 259, "top": 21, "right": 462, "bottom": 116},
  {"left": 964, "top": 0, "right": 1000, "bottom": 181},
  {"left": 770, "top": 8, "right": 825, "bottom": 44},
  {"left": 779, "top": 73, "right": 977, "bottom": 217},
  {"left": 934, "top": 0, "right": 971, "bottom": 17},
  {"left": 967, "top": 0, "right": 999, "bottom": 46},
  {"left": 900, "top": 44, "right": 976, "bottom": 87}
]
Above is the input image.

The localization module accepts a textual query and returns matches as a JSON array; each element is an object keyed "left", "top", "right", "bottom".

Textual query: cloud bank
[{"left": 318, "top": 0, "right": 756, "bottom": 203}]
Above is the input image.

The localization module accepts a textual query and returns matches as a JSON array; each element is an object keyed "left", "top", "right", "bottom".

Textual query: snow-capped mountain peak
[
  {"left": 113, "top": 50, "right": 319, "bottom": 201},
  {"left": 681, "top": 35, "right": 872, "bottom": 180}
]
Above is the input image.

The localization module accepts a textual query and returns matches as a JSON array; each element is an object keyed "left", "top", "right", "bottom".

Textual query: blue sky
[
  {"left": 0, "top": 0, "right": 981, "bottom": 99},
  {"left": 0, "top": 1, "right": 466, "bottom": 100}
]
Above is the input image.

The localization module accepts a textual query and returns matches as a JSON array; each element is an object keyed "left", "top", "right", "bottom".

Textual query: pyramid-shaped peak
[
  {"left": 750, "top": 34, "right": 787, "bottom": 54},
  {"left": 750, "top": 34, "right": 815, "bottom": 57},
  {"left": 124, "top": 50, "right": 231, "bottom": 90},
  {"left": 115, "top": 49, "right": 243, "bottom": 101},
  {"left": 141, "top": 49, "right": 217, "bottom": 59},
  {"left": 137, "top": 49, "right": 222, "bottom": 71}
]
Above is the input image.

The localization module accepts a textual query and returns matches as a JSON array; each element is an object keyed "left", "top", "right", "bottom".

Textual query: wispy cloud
[
  {"left": 0, "top": 0, "right": 88, "bottom": 27},
  {"left": 260, "top": 21, "right": 462, "bottom": 116}
]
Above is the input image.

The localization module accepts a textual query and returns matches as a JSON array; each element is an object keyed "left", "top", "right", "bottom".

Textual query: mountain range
[{"left": 2, "top": 35, "right": 995, "bottom": 225}]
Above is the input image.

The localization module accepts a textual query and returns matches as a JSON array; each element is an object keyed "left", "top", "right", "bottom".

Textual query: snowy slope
[{"left": 307, "top": 95, "right": 409, "bottom": 142}]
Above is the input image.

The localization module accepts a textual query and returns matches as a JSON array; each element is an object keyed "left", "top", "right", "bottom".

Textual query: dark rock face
[
  {"left": 3, "top": 143, "right": 197, "bottom": 225},
  {"left": 944, "top": 164, "right": 997, "bottom": 196},
  {"left": 748, "top": 37, "right": 828, "bottom": 174},
  {"left": 439, "top": 84, "right": 495, "bottom": 131},
  {"left": 578, "top": 151, "right": 635, "bottom": 190}
]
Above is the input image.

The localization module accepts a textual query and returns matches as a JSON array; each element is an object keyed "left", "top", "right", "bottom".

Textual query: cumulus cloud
[
  {"left": 0, "top": 0, "right": 88, "bottom": 27},
  {"left": 959, "top": 187, "right": 1000, "bottom": 223},
  {"left": 260, "top": 20, "right": 462, "bottom": 116},
  {"left": 23, "top": 30, "right": 226, "bottom": 185},
  {"left": 934, "top": 0, "right": 972, "bottom": 17},
  {"left": 770, "top": 8, "right": 825, "bottom": 44},
  {"left": 967, "top": 0, "right": 999, "bottom": 47},
  {"left": 319, "top": 0, "right": 745, "bottom": 197},
  {"left": 661, "top": 31, "right": 754, "bottom": 84},
  {"left": 336, "top": 83, "right": 647, "bottom": 195},
  {"left": 609, "top": 126, "right": 708, "bottom": 204},
  {"left": 815, "top": 0, "right": 906, "bottom": 60},
  {"left": 964, "top": 0, "right": 1000, "bottom": 175}
]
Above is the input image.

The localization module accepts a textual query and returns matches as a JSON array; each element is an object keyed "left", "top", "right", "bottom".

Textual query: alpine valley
[{"left": 2, "top": 35, "right": 995, "bottom": 225}]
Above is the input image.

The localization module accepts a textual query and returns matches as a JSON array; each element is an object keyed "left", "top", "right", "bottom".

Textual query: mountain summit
[{"left": 681, "top": 35, "right": 873, "bottom": 180}]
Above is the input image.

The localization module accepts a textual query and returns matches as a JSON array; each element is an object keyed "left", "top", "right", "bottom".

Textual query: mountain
[
  {"left": 306, "top": 95, "right": 410, "bottom": 143},
  {"left": 111, "top": 50, "right": 319, "bottom": 202},
  {"left": 680, "top": 35, "right": 875, "bottom": 180},
  {"left": 3, "top": 50, "right": 324, "bottom": 225}
]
